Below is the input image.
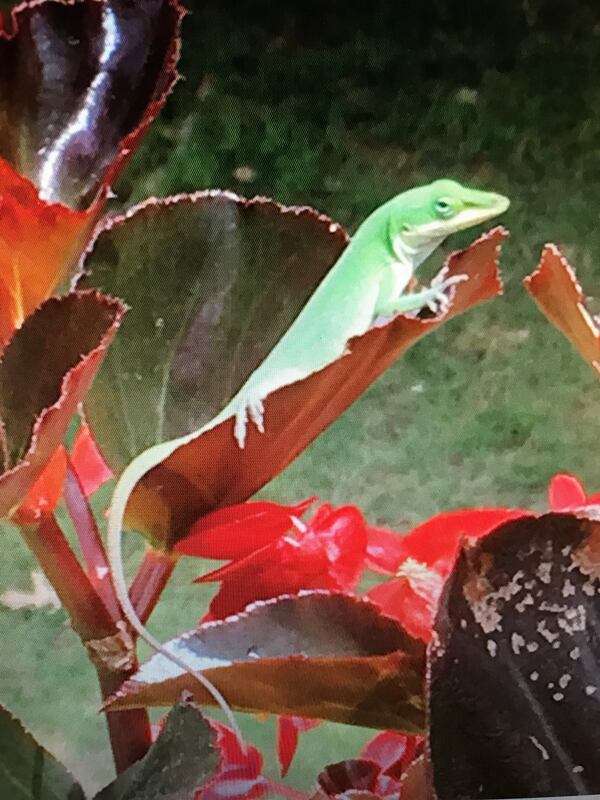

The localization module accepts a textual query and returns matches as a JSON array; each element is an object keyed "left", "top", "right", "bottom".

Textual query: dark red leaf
[
  {"left": 276, "top": 715, "right": 320, "bottom": 777},
  {"left": 0, "top": 291, "right": 124, "bottom": 518},
  {"left": 0, "top": 0, "right": 183, "bottom": 209},
  {"left": 429, "top": 513, "right": 600, "bottom": 797},
  {"left": 106, "top": 592, "right": 426, "bottom": 734},
  {"left": 0, "top": 0, "right": 182, "bottom": 343},
  {"left": 175, "top": 497, "right": 317, "bottom": 560}
]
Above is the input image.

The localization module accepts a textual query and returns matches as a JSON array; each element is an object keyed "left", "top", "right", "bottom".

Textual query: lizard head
[{"left": 388, "top": 178, "right": 510, "bottom": 266}]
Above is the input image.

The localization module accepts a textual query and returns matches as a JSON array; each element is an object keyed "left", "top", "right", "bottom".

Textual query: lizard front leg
[{"left": 376, "top": 271, "right": 468, "bottom": 318}]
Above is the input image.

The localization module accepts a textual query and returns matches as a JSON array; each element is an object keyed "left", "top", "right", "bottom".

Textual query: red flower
[
  {"left": 316, "top": 758, "right": 402, "bottom": 799},
  {"left": 196, "top": 722, "right": 266, "bottom": 800},
  {"left": 359, "top": 731, "right": 423, "bottom": 780},
  {"left": 547, "top": 472, "right": 600, "bottom": 510},
  {"left": 366, "top": 508, "right": 531, "bottom": 642},
  {"left": 277, "top": 715, "right": 321, "bottom": 777},
  {"left": 175, "top": 497, "right": 317, "bottom": 561},
  {"left": 195, "top": 504, "right": 368, "bottom": 621}
]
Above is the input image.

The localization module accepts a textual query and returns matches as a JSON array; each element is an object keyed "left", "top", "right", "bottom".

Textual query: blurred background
[{"left": 3, "top": 0, "right": 600, "bottom": 793}]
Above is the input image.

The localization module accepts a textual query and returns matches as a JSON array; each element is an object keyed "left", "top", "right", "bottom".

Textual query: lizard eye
[{"left": 434, "top": 198, "right": 455, "bottom": 218}]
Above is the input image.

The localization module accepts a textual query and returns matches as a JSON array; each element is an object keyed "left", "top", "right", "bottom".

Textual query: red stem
[
  {"left": 129, "top": 547, "right": 178, "bottom": 626},
  {"left": 19, "top": 516, "right": 115, "bottom": 640},
  {"left": 63, "top": 459, "right": 121, "bottom": 621},
  {"left": 19, "top": 514, "right": 152, "bottom": 772},
  {"left": 96, "top": 665, "right": 152, "bottom": 773}
]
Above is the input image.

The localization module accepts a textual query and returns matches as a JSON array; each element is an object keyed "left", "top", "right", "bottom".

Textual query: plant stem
[
  {"left": 129, "top": 546, "right": 178, "bottom": 626},
  {"left": 20, "top": 514, "right": 153, "bottom": 772},
  {"left": 19, "top": 516, "right": 115, "bottom": 640},
  {"left": 96, "top": 665, "right": 153, "bottom": 774},
  {"left": 63, "top": 459, "right": 121, "bottom": 621}
]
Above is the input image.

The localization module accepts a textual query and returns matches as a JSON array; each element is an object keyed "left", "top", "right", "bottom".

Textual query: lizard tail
[{"left": 106, "top": 451, "right": 246, "bottom": 749}]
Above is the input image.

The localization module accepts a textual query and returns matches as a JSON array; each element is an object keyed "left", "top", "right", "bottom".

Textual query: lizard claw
[
  {"left": 424, "top": 273, "right": 468, "bottom": 315},
  {"left": 234, "top": 393, "right": 266, "bottom": 449},
  {"left": 248, "top": 397, "right": 265, "bottom": 433}
]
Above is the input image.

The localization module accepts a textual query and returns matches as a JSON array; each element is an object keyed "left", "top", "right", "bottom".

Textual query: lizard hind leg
[
  {"left": 233, "top": 368, "right": 308, "bottom": 449},
  {"left": 234, "top": 391, "right": 266, "bottom": 449}
]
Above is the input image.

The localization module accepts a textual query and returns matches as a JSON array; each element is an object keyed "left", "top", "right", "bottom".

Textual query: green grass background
[{"left": 3, "top": 0, "right": 600, "bottom": 794}]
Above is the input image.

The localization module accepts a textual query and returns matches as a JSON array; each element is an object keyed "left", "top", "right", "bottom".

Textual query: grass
[{"left": 4, "top": 1, "right": 600, "bottom": 795}]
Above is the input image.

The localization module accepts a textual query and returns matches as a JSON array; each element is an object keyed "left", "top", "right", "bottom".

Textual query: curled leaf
[
  {"left": 105, "top": 592, "right": 426, "bottom": 733},
  {"left": 524, "top": 244, "right": 600, "bottom": 373}
]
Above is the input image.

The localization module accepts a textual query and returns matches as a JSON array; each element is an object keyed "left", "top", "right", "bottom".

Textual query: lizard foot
[
  {"left": 420, "top": 271, "right": 468, "bottom": 316},
  {"left": 233, "top": 393, "right": 266, "bottom": 449}
]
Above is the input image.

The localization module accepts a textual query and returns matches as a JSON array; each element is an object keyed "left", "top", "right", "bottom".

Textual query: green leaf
[
  {"left": 95, "top": 694, "right": 218, "bottom": 800},
  {"left": 0, "top": 703, "right": 84, "bottom": 800},
  {"left": 105, "top": 592, "right": 426, "bottom": 733},
  {"left": 77, "top": 191, "right": 348, "bottom": 472}
]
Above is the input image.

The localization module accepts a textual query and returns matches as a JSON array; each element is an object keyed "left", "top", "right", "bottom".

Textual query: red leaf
[
  {"left": 359, "top": 731, "right": 423, "bottom": 780},
  {"left": 70, "top": 422, "right": 113, "bottom": 497},
  {"left": 14, "top": 446, "right": 67, "bottom": 524},
  {"left": 197, "top": 505, "right": 368, "bottom": 621},
  {"left": 196, "top": 721, "right": 266, "bottom": 800},
  {"left": 0, "top": 160, "right": 93, "bottom": 345},
  {"left": 276, "top": 715, "right": 321, "bottom": 777},
  {"left": 548, "top": 473, "right": 587, "bottom": 511},
  {"left": 175, "top": 497, "right": 317, "bottom": 560}
]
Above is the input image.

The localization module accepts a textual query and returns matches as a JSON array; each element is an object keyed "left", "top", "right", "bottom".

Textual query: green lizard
[
  {"left": 215, "top": 177, "right": 509, "bottom": 447},
  {"left": 106, "top": 178, "right": 509, "bottom": 739}
]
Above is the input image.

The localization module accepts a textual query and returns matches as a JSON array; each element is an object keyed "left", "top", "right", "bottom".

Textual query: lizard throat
[{"left": 392, "top": 232, "right": 447, "bottom": 270}]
